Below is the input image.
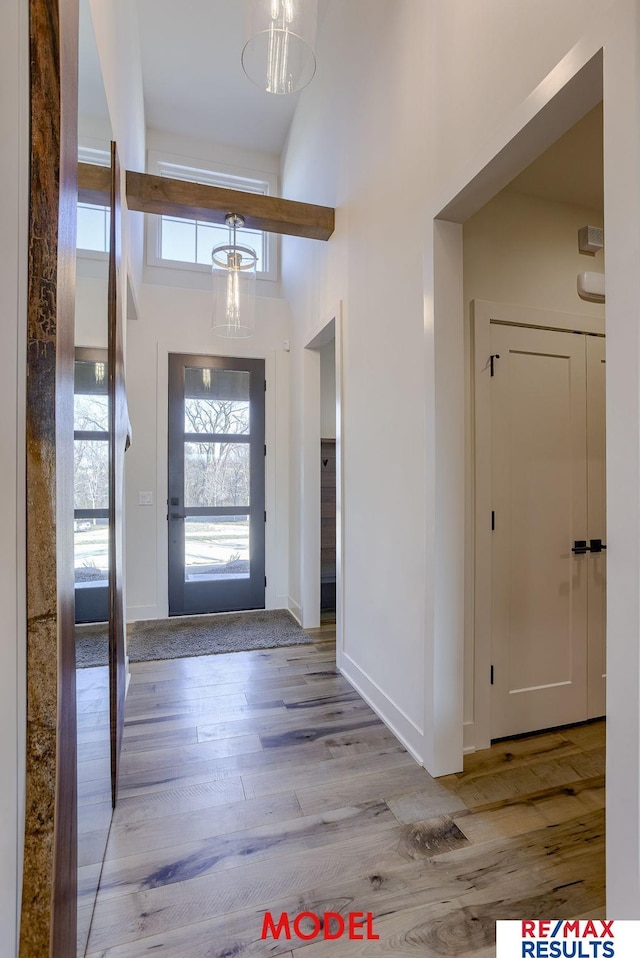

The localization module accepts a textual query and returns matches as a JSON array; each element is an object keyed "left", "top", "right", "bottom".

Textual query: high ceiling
[
  {"left": 135, "top": 0, "right": 315, "bottom": 155},
  {"left": 78, "top": 0, "right": 110, "bottom": 125}
]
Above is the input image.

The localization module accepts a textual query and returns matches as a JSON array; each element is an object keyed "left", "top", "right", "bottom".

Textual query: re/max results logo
[{"left": 495, "top": 921, "right": 640, "bottom": 958}]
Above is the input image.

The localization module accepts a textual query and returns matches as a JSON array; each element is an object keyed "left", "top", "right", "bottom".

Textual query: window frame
[
  {"left": 77, "top": 146, "right": 111, "bottom": 260},
  {"left": 146, "top": 150, "right": 279, "bottom": 283}
]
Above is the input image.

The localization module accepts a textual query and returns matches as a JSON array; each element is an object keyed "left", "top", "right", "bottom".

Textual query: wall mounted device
[
  {"left": 578, "top": 225, "right": 604, "bottom": 255},
  {"left": 577, "top": 271, "right": 605, "bottom": 303}
]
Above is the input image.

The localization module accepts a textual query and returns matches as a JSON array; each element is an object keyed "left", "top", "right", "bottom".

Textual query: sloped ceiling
[{"left": 505, "top": 102, "right": 603, "bottom": 212}]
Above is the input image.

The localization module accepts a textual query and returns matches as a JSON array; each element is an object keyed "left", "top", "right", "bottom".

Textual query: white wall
[
  {"left": 0, "top": 0, "right": 27, "bottom": 950},
  {"left": 124, "top": 285, "right": 291, "bottom": 621},
  {"left": 464, "top": 190, "right": 605, "bottom": 316},
  {"left": 88, "top": 0, "right": 146, "bottom": 297},
  {"left": 283, "top": 0, "right": 429, "bottom": 758},
  {"left": 320, "top": 340, "right": 336, "bottom": 440},
  {"left": 282, "top": 0, "right": 640, "bottom": 915}
]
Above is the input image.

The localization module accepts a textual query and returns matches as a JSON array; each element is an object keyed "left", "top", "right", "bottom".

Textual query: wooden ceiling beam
[
  {"left": 125, "top": 170, "right": 335, "bottom": 241},
  {"left": 78, "top": 162, "right": 111, "bottom": 205}
]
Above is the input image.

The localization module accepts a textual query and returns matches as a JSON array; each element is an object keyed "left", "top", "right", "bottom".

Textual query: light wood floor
[{"left": 83, "top": 620, "right": 605, "bottom": 957}]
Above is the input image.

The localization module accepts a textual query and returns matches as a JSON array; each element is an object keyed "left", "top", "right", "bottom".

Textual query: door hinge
[
  {"left": 264, "top": 510, "right": 267, "bottom": 523},
  {"left": 491, "top": 510, "right": 495, "bottom": 531},
  {"left": 490, "top": 665, "right": 494, "bottom": 685},
  {"left": 265, "top": 576, "right": 267, "bottom": 587},
  {"left": 490, "top": 354, "right": 500, "bottom": 377},
  {"left": 264, "top": 380, "right": 267, "bottom": 392},
  {"left": 264, "top": 444, "right": 267, "bottom": 457}
]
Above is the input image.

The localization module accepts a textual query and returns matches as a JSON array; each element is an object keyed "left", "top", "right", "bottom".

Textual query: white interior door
[
  {"left": 490, "top": 324, "right": 590, "bottom": 738},
  {"left": 587, "top": 335, "right": 607, "bottom": 718}
]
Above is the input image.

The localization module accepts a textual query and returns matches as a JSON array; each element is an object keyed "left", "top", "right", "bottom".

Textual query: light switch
[{"left": 139, "top": 491, "right": 153, "bottom": 506}]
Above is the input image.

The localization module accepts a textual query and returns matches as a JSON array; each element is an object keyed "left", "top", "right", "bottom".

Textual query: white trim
[
  {"left": 340, "top": 653, "right": 424, "bottom": 765},
  {"left": 287, "top": 597, "right": 303, "bottom": 625},
  {"left": 474, "top": 299, "right": 605, "bottom": 336},
  {"left": 126, "top": 606, "right": 160, "bottom": 624},
  {"left": 301, "top": 301, "right": 345, "bottom": 650}
]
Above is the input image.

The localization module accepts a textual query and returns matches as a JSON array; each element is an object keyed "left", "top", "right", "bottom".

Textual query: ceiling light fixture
[
  {"left": 242, "top": 0, "right": 318, "bottom": 95},
  {"left": 211, "top": 214, "right": 257, "bottom": 339}
]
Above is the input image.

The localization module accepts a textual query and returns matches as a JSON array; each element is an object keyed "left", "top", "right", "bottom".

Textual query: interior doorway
[
  {"left": 320, "top": 338, "right": 337, "bottom": 614},
  {"left": 463, "top": 101, "right": 605, "bottom": 746},
  {"left": 167, "top": 353, "right": 266, "bottom": 615}
]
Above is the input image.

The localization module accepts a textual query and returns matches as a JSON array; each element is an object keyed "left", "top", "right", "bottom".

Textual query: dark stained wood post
[
  {"left": 21, "top": 0, "right": 79, "bottom": 954},
  {"left": 109, "top": 142, "right": 127, "bottom": 807}
]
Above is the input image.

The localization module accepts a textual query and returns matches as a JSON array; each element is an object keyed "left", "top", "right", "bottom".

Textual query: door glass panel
[
  {"left": 74, "top": 393, "right": 108, "bottom": 432},
  {"left": 74, "top": 439, "right": 109, "bottom": 509},
  {"left": 184, "top": 516, "right": 250, "bottom": 582},
  {"left": 184, "top": 441, "right": 250, "bottom": 507},
  {"left": 184, "top": 367, "right": 250, "bottom": 435},
  {"left": 74, "top": 517, "right": 109, "bottom": 584}
]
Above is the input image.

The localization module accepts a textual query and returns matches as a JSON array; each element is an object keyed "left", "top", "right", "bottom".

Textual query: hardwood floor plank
[
  {"left": 296, "top": 761, "right": 465, "bottom": 818},
  {"left": 110, "top": 778, "right": 247, "bottom": 827},
  {"left": 196, "top": 697, "right": 375, "bottom": 744},
  {"left": 242, "top": 746, "right": 413, "bottom": 799},
  {"left": 92, "top": 800, "right": 397, "bottom": 903},
  {"left": 105, "top": 792, "right": 304, "bottom": 860}
]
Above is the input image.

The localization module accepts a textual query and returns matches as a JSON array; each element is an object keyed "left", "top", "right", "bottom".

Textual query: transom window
[{"left": 147, "top": 155, "right": 278, "bottom": 281}]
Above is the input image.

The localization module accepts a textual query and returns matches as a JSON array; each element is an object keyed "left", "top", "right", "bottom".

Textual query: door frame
[
  {"left": 472, "top": 300, "right": 606, "bottom": 748},
  {"left": 301, "top": 303, "right": 345, "bottom": 669}
]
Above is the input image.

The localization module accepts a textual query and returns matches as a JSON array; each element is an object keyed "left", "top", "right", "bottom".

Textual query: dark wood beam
[
  {"left": 125, "top": 170, "right": 335, "bottom": 241},
  {"left": 78, "top": 161, "right": 111, "bottom": 205}
]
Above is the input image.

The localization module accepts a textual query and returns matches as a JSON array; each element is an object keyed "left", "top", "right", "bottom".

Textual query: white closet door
[
  {"left": 490, "top": 324, "right": 589, "bottom": 738},
  {"left": 587, "top": 335, "right": 606, "bottom": 718}
]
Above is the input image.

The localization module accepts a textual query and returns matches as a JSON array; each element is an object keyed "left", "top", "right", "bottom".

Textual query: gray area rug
[{"left": 75, "top": 609, "right": 311, "bottom": 668}]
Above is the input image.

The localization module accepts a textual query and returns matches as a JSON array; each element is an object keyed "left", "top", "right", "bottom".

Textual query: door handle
[
  {"left": 572, "top": 540, "right": 590, "bottom": 554},
  {"left": 590, "top": 539, "right": 607, "bottom": 553},
  {"left": 170, "top": 512, "right": 186, "bottom": 520}
]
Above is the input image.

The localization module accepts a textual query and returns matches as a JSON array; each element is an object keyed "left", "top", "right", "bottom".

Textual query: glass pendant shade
[
  {"left": 212, "top": 215, "right": 257, "bottom": 339},
  {"left": 242, "top": 0, "right": 318, "bottom": 95}
]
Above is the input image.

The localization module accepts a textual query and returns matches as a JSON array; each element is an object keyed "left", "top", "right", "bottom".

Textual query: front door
[
  {"left": 168, "top": 353, "right": 266, "bottom": 615},
  {"left": 490, "top": 324, "right": 606, "bottom": 738}
]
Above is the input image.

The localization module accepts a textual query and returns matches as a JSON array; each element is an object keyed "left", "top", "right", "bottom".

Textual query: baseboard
[
  {"left": 340, "top": 652, "right": 424, "bottom": 765},
  {"left": 127, "top": 605, "right": 161, "bottom": 623},
  {"left": 463, "top": 721, "right": 476, "bottom": 754},
  {"left": 287, "top": 597, "right": 303, "bottom": 626},
  {"left": 273, "top": 595, "right": 289, "bottom": 611}
]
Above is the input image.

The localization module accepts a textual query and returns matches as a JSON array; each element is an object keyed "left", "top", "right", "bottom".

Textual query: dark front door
[{"left": 168, "top": 353, "right": 266, "bottom": 615}]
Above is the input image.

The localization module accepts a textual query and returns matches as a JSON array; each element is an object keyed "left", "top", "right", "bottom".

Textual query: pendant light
[
  {"left": 242, "top": 0, "right": 318, "bottom": 96},
  {"left": 212, "top": 214, "right": 257, "bottom": 339}
]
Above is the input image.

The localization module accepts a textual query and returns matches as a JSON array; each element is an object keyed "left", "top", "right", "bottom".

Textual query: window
[
  {"left": 77, "top": 201, "right": 110, "bottom": 253},
  {"left": 147, "top": 154, "right": 278, "bottom": 281},
  {"left": 77, "top": 147, "right": 111, "bottom": 256}
]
